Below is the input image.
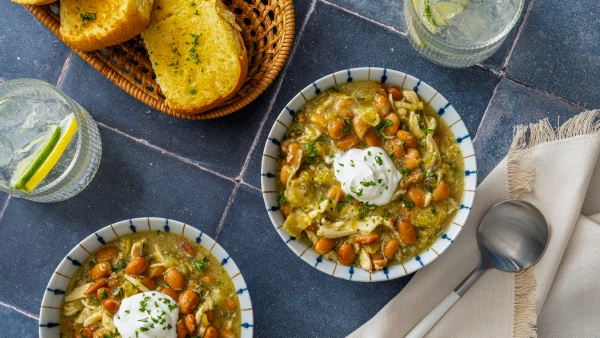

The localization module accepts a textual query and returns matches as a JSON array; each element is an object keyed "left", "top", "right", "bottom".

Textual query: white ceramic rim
[
  {"left": 39, "top": 217, "right": 254, "bottom": 337},
  {"left": 260, "top": 67, "right": 477, "bottom": 282}
]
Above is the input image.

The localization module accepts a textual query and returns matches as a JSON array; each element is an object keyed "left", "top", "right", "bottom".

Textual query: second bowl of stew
[
  {"left": 261, "top": 67, "right": 477, "bottom": 282},
  {"left": 39, "top": 218, "right": 253, "bottom": 338}
]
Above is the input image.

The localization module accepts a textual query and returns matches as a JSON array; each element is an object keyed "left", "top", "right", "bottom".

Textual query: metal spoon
[{"left": 406, "top": 200, "right": 549, "bottom": 338}]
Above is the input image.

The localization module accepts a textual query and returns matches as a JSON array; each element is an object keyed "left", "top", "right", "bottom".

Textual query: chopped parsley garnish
[
  {"left": 304, "top": 137, "right": 323, "bottom": 163},
  {"left": 360, "top": 180, "right": 376, "bottom": 187},
  {"left": 431, "top": 208, "right": 437, "bottom": 215},
  {"left": 375, "top": 156, "right": 383, "bottom": 166},
  {"left": 350, "top": 186, "right": 363, "bottom": 197},
  {"left": 193, "top": 257, "right": 209, "bottom": 271},
  {"left": 422, "top": 128, "right": 435, "bottom": 135},
  {"left": 378, "top": 119, "right": 393, "bottom": 132},
  {"left": 404, "top": 201, "right": 414, "bottom": 209},
  {"left": 418, "top": 120, "right": 425, "bottom": 130},
  {"left": 80, "top": 12, "right": 96, "bottom": 26},
  {"left": 402, "top": 167, "right": 409, "bottom": 176},
  {"left": 279, "top": 194, "right": 286, "bottom": 204},
  {"left": 190, "top": 89, "right": 197, "bottom": 95},
  {"left": 338, "top": 163, "right": 344, "bottom": 167},
  {"left": 350, "top": 160, "right": 355, "bottom": 167}
]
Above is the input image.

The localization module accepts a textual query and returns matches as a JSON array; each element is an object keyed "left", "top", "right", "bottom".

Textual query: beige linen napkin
[{"left": 348, "top": 110, "right": 600, "bottom": 338}]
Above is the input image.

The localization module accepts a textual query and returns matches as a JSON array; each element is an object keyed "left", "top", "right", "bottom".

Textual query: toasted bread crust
[
  {"left": 12, "top": 0, "right": 56, "bottom": 5},
  {"left": 59, "top": 0, "right": 153, "bottom": 51}
]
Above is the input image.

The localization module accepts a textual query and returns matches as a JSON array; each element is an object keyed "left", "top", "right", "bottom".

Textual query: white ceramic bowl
[
  {"left": 39, "top": 218, "right": 254, "bottom": 337},
  {"left": 261, "top": 67, "right": 477, "bottom": 282}
]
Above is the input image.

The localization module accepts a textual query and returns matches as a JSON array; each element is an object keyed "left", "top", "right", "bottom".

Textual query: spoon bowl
[{"left": 478, "top": 200, "right": 549, "bottom": 271}]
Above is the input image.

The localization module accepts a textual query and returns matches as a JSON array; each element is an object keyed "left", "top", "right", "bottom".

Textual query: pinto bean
[
  {"left": 142, "top": 276, "right": 157, "bottom": 290},
  {"left": 280, "top": 202, "right": 292, "bottom": 217},
  {"left": 338, "top": 242, "right": 356, "bottom": 266},
  {"left": 354, "top": 234, "right": 379, "bottom": 245},
  {"left": 383, "top": 239, "right": 400, "bottom": 260},
  {"left": 315, "top": 238, "right": 335, "bottom": 255},
  {"left": 371, "top": 252, "right": 386, "bottom": 270},
  {"left": 286, "top": 143, "right": 302, "bottom": 167},
  {"left": 85, "top": 278, "right": 108, "bottom": 296},
  {"left": 279, "top": 164, "right": 292, "bottom": 185},
  {"left": 310, "top": 112, "right": 328, "bottom": 129},
  {"left": 160, "top": 287, "right": 180, "bottom": 301},
  {"left": 203, "top": 326, "right": 217, "bottom": 338},
  {"left": 408, "top": 187, "right": 427, "bottom": 207},
  {"left": 401, "top": 171, "right": 425, "bottom": 189},
  {"left": 432, "top": 180, "right": 451, "bottom": 201},
  {"left": 388, "top": 87, "right": 403, "bottom": 101},
  {"left": 223, "top": 298, "right": 237, "bottom": 311},
  {"left": 397, "top": 130, "right": 418, "bottom": 149},
  {"left": 397, "top": 219, "right": 417, "bottom": 245},
  {"left": 96, "top": 287, "right": 110, "bottom": 300},
  {"left": 125, "top": 257, "right": 149, "bottom": 276},
  {"left": 164, "top": 269, "right": 185, "bottom": 291},
  {"left": 383, "top": 113, "right": 400, "bottom": 136},
  {"left": 352, "top": 116, "right": 370, "bottom": 139},
  {"left": 328, "top": 118, "right": 346, "bottom": 140},
  {"left": 95, "top": 246, "right": 118, "bottom": 262},
  {"left": 374, "top": 94, "right": 391, "bottom": 118},
  {"left": 185, "top": 313, "right": 197, "bottom": 335},
  {"left": 334, "top": 97, "right": 355, "bottom": 119},
  {"left": 363, "top": 130, "right": 381, "bottom": 146},
  {"left": 150, "top": 265, "right": 167, "bottom": 279},
  {"left": 385, "top": 139, "right": 405, "bottom": 159},
  {"left": 103, "top": 298, "right": 121, "bottom": 314},
  {"left": 179, "top": 241, "right": 195, "bottom": 255},
  {"left": 219, "top": 329, "right": 237, "bottom": 338},
  {"left": 90, "top": 262, "right": 111, "bottom": 280},
  {"left": 202, "top": 274, "right": 215, "bottom": 285},
  {"left": 404, "top": 148, "right": 422, "bottom": 171},
  {"left": 176, "top": 320, "right": 188, "bottom": 338},
  {"left": 336, "top": 135, "right": 360, "bottom": 150},
  {"left": 179, "top": 290, "right": 199, "bottom": 315}
]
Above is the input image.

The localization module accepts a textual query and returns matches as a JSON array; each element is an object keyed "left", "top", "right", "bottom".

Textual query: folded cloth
[{"left": 348, "top": 110, "right": 600, "bottom": 338}]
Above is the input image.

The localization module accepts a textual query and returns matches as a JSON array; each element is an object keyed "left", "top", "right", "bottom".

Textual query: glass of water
[
  {"left": 404, "top": 0, "right": 525, "bottom": 68},
  {"left": 0, "top": 79, "right": 102, "bottom": 202}
]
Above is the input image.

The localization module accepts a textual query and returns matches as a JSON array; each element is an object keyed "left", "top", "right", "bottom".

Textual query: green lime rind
[{"left": 11, "top": 125, "right": 62, "bottom": 191}]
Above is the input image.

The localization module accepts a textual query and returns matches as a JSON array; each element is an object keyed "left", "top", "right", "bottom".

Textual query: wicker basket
[{"left": 26, "top": 0, "right": 295, "bottom": 120}]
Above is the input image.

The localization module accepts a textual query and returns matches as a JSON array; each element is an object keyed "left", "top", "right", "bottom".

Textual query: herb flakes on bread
[
  {"left": 141, "top": 0, "right": 248, "bottom": 115},
  {"left": 59, "top": 0, "right": 154, "bottom": 51}
]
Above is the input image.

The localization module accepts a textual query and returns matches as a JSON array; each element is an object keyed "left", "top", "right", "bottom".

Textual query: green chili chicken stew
[
  {"left": 59, "top": 232, "right": 241, "bottom": 338},
  {"left": 277, "top": 80, "right": 465, "bottom": 271}
]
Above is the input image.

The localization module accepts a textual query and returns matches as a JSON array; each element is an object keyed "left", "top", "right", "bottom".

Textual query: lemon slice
[
  {"left": 24, "top": 113, "right": 78, "bottom": 192},
  {"left": 430, "top": 1, "right": 465, "bottom": 27},
  {"left": 11, "top": 113, "right": 78, "bottom": 192},
  {"left": 414, "top": 0, "right": 440, "bottom": 34}
]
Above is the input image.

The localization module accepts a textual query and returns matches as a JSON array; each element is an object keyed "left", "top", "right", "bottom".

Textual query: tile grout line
[
  {"left": 55, "top": 51, "right": 74, "bottom": 88},
  {"left": 212, "top": 182, "right": 240, "bottom": 239},
  {"left": 0, "top": 195, "right": 11, "bottom": 223},
  {"left": 235, "top": 0, "right": 318, "bottom": 181},
  {"left": 505, "top": 75, "right": 589, "bottom": 110},
  {"left": 0, "top": 300, "right": 38, "bottom": 321},
  {"left": 501, "top": 0, "right": 536, "bottom": 72},
  {"left": 472, "top": 77, "right": 503, "bottom": 144},
  {"left": 240, "top": 181, "right": 260, "bottom": 192},
  {"left": 320, "top": 0, "right": 407, "bottom": 36},
  {"left": 96, "top": 122, "right": 238, "bottom": 184}
]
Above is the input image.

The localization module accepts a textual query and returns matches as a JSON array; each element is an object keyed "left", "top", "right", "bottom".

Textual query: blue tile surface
[
  {"left": 243, "top": 1, "right": 498, "bottom": 188},
  {"left": 0, "top": 2, "right": 71, "bottom": 84},
  {"left": 0, "top": 306, "right": 38, "bottom": 337},
  {"left": 473, "top": 78, "right": 580, "bottom": 182},
  {"left": 327, "top": 0, "right": 405, "bottom": 31},
  {"left": 217, "top": 186, "right": 411, "bottom": 337},
  {"left": 507, "top": 0, "right": 600, "bottom": 108},
  {"left": 58, "top": 55, "right": 271, "bottom": 178},
  {"left": 0, "top": 128, "right": 233, "bottom": 313}
]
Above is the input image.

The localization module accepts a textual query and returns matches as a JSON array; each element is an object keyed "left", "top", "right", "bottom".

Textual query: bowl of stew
[
  {"left": 261, "top": 67, "right": 476, "bottom": 282},
  {"left": 39, "top": 218, "right": 253, "bottom": 338}
]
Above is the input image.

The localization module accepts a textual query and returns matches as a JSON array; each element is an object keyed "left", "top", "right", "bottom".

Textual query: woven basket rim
[{"left": 25, "top": 1, "right": 295, "bottom": 120}]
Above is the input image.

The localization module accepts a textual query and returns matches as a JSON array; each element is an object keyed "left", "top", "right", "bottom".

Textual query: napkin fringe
[{"left": 509, "top": 110, "right": 600, "bottom": 338}]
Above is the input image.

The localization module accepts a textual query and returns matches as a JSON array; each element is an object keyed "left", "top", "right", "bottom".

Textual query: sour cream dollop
[
  {"left": 334, "top": 146, "right": 402, "bottom": 205},
  {"left": 114, "top": 292, "right": 179, "bottom": 338}
]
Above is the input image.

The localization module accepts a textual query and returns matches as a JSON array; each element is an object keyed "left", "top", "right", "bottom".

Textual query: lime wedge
[
  {"left": 11, "top": 125, "right": 61, "bottom": 191},
  {"left": 24, "top": 113, "right": 78, "bottom": 192}
]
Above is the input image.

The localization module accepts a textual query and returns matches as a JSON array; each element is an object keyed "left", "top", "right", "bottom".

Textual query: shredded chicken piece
[
  {"left": 424, "top": 134, "right": 441, "bottom": 172},
  {"left": 408, "top": 111, "right": 423, "bottom": 137},
  {"left": 195, "top": 297, "right": 214, "bottom": 335},
  {"left": 403, "top": 90, "right": 419, "bottom": 104},
  {"left": 83, "top": 310, "right": 103, "bottom": 327},
  {"left": 358, "top": 248, "right": 372, "bottom": 271},
  {"left": 153, "top": 244, "right": 166, "bottom": 263},
  {"left": 75, "top": 308, "right": 92, "bottom": 324},
  {"left": 102, "top": 310, "right": 116, "bottom": 332},
  {"left": 123, "top": 274, "right": 150, "bottom": 292},
  {"left": 317, "top": 216, "right": 383, "bottom": 238},
  {"left": 65, "top": 283, "right": 93, "bottom": 302},
  {"left": 63, "top": 302, "right": 81, "bottom": 317},
  {"left": 131, "top": 239, "right": 145, "bottom": 258}
]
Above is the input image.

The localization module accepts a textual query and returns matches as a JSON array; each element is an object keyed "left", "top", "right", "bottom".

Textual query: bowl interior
[
  {"left": 39, "top": 218, "right": 254, "bottom": 337},
  {"left": 261, "top": 67, "right": 477, "bottom": 282}
]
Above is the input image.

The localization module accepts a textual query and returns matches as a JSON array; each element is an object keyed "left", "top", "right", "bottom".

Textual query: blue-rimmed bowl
[
  {"left": 39, "top": 218, "right": 254, "bottom": 337},
  {"left": 261, "top": 67, "right": 477, "bottom": 282}
]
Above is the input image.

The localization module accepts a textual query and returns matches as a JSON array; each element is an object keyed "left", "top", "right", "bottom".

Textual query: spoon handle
[{"left": 405, "top": 264, "right": 485, "bottom": 338}]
